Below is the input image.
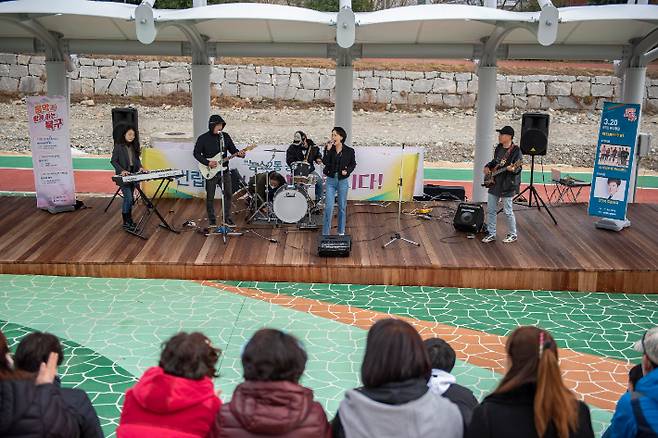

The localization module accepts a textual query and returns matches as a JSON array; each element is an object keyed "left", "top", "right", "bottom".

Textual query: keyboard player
[{"left": 111, "top": 124, "right": 146, "bottom": 231}]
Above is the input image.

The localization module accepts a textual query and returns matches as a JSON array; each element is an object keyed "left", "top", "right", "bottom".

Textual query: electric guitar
[
  {"left": 482, "top": 160, "right": 522, "bottom": 188},
  {"left": 198, "top": 144, "right": 257, "bottom": 180}
]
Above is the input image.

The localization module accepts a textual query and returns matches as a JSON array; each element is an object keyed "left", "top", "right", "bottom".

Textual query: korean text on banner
[
  {"left": 588, "top": 102, "right": 640, "bottom": 220},
  {"left": 26, "top": 96, "right": 76, "bottom": 209}
]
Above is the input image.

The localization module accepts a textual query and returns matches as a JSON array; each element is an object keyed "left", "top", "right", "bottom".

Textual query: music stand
[{"left": 384, "top": 143, "right": 420, "bottom": 249}]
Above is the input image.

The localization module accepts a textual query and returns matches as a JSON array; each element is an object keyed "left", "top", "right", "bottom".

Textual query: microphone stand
[
  {"left": 214, "top": 131, "right": 243, "bottom": 244},
  {"left": 384, "top": 143, "right": 420, "bottom": 248}
]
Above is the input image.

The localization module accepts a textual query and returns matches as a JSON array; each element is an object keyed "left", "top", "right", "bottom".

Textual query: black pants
[{"left": 205, "top": 169, "right": 233, "bottom": 225}]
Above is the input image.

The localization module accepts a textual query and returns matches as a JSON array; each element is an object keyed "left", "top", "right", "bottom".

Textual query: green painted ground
[
  {"left": 1, "top": 275, "right": 638, "bottom": 436},
  {"left": 224, "top": 282, "right": 657, "bottom": 363}
]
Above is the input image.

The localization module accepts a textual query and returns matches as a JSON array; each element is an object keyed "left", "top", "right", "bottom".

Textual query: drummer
[
  {"left": 249, "top": 170, "right": 286, "bottom": 210},
  {"left": 286, "top": 131, "right": 323, "bottom": 203}
]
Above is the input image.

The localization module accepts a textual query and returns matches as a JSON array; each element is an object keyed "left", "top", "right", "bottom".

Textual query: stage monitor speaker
[
  {"left": 318, "top": 235, "right": 352, "bottom": 257},
  {"left": 520, "top": 112, "right": 549, "bottom": 156},
  {"left": 453, "top": 203, "right": 484, "bottom": 233},
  {"left": 112, "top": 107, "right": 139, "bottom": 143},
  {"left": 416, "top": 184, "right": 465, "bottom": 201}
]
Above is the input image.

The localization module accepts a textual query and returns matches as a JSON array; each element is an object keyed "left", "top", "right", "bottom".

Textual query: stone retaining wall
[{"left": 2, "top": 53, "right": 657, "bottom": 110}]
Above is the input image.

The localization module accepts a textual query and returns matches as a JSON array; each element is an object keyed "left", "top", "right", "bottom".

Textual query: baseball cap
[
  {"left": 293, "top": 132, "right": 303, "bottom": 145},
  {"left": 634, "top": 327, "right": 658, "bottom": 363},
  {"left": 496, "top": 126, "right": 515, "bottom": 137}
]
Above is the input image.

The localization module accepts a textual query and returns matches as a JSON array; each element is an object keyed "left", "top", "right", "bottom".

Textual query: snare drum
[
  {"left": 273, "top": 185, "right": 309, "bottom": 223},
  {"left": 291, "top": 161, "right": 311, "bottom": 184}
]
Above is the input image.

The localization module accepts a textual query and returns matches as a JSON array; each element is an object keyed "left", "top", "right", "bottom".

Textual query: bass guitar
[
  {"left": 198, "top": 144, "right": 257, "bottom": 180},
  {"left": 482, "top": 160, "right": 522, "bottom": 188}
]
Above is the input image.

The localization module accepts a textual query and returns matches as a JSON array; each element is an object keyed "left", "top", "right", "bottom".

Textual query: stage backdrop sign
[
  {"left": 588, "top": 101, "right": 640, "bottom": 220},
  {"left": 26, "top": 96, "right": 76, "bottom": 209},
  {"left": 143, "top": 139, "right": 424, "bottom": 201}
]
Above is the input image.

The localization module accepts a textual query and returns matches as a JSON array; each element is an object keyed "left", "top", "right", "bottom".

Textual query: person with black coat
[
  {"left": 0, "top": 350, "right": 81, "bottom": 438},
  {"left": 110, "top": 124, "right": 144, "bottom": 231},
  {"left": 465, "top": 326, "right": 595, "bottom": 438},
  {"left": 424, "top": 338, "right": 478, "bottom": 427},
  {"left": 193, "top": 115, "right": 246, "bottom": 227},
  {"left": 482, "top": 125, "right": 523, "bottom": 244},
  {"left": 13, "top": 331, "right": 104, "bottom": 438},
  {"left": 322, "top": 127, "right": 356, "bottom": 236},
  {"left": 286, "top": 130, "right": 324, "bottom": 202}
]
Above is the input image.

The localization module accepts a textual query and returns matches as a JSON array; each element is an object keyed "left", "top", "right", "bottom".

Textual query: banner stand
[{"left": 588, "top": 101, "right": 640, "bottom": 231}]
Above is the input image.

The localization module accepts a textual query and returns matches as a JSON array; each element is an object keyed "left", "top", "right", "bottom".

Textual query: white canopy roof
[{"left": 0, "top": 0, "right": 656, "bottom": 60}]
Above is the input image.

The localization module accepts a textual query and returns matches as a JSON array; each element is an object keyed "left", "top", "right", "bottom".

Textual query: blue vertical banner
[{"left": 588, "top": 101, "right": 640, "bottom": 220}]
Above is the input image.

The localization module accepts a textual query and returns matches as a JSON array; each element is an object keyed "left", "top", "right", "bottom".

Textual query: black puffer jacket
[
  {"left": 0, "top": 379, "right": 81, "bottom": 438},
  {"left": 485, "top": 143, "right": 523, "bottom": 197},
  {"left": 61, "top": 387, "right": 104, "bottom": 438}
]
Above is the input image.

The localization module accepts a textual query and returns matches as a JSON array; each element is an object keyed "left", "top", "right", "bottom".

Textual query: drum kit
[{"left": 245, "top": 148, "right": 321, "bottom": 228}]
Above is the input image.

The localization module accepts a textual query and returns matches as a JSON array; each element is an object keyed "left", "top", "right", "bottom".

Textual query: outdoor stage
[{"left": 0, "top": 196, "right": 656, "bottom": 294}]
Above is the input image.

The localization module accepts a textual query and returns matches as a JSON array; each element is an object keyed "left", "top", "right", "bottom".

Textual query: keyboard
[{"left": 112, "top": 169, "right": 185, "bottom": 184}]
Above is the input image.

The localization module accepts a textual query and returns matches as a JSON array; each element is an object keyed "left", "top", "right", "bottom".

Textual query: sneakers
[
  {"left": 503, "top": 233, "right": 517, "bottom": 243},
  {"left": 224, "top": 218, "right": 236, "bottom": 227},
  {"left": 481, "top": 234, "right": 496, "bottom": 243}
]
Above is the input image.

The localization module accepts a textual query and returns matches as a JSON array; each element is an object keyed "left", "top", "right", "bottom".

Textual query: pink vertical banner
[{"left": 26, "top": 96, "right": 76, "bottom": 209}]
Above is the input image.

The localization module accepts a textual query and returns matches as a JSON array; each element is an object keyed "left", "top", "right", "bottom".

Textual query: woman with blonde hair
[{"left": 466, "top": 326, "right": 594, "bottom": 438}]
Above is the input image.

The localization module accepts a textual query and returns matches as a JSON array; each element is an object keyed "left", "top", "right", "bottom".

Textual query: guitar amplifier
[
  {"left": 414, "top": 184, "right": 465, "bottom": 201},
  {"left": 318, "top": 235, "right": 352, "bottom": 257},
  {"left": 453, "top": 203, "right": 485, "bottom": 233}
]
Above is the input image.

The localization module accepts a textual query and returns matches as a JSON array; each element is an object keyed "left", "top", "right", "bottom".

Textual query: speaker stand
[{"left": 510, "top": 155, "right": 557, "bottom": 225}]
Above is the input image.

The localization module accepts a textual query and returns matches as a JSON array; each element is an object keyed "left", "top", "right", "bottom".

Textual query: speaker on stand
[
  {"left": 515, "top": 112, "right": 557, "bottom": 225},
  {"left": 112, "top": 107, "right": 139, "bottom": 144}
]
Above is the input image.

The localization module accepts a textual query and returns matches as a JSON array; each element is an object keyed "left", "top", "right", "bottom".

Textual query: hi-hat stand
[{"left": 384, "top": 143, "right": 421, "bottom": 249}]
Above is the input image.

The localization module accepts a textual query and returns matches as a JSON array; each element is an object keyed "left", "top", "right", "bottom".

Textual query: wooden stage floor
[{"left": 0, "top": 196, "right": 656, "bottom": 294}]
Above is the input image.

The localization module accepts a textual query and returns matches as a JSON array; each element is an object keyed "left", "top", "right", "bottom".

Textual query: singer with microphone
[
  {"left": 322, "top": 127, "right": 356, "bottom": 236},
  {"left": 193, "top": 114, "right": 246, "bottom": 228}
]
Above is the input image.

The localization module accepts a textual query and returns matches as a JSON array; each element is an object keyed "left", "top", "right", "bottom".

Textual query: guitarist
[
  {"left": 482, "top": 125, "right": 522, "bottom": 244},
  {"left": 193, "top": 114, "right": 246, "bottom": 227}
]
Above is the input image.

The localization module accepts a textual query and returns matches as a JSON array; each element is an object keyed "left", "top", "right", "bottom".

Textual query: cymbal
[{"left": 263, "top": 148, "right": 286, "bottom": 153}]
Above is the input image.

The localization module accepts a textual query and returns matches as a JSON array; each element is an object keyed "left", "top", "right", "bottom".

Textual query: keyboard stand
[{"left": 127, "top": 177, "right": 179, "bottom": 239}]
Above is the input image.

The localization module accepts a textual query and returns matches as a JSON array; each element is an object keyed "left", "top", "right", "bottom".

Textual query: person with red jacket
[
  {"left": 211, "top": 328, "right": 331, "bottom": 438},
  {"left": 118, "top": 332, "right": 222, "bottom": 438}
]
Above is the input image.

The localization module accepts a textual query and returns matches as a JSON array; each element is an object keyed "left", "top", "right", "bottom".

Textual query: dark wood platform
[{"left": 0, "top": 196, "right": 656, "bottom": 293}]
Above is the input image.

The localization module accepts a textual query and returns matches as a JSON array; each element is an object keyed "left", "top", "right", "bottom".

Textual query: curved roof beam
[
  {"left": 627, "top": 27, "right": 658, "bottom": 67},
  {"left": 0, "top": 15, "right": 71, "bottom": 69}
]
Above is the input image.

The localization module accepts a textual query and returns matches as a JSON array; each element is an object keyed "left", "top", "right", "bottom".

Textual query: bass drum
[{"left": 273, "top": 185, "right": 309, "bottom": 223}]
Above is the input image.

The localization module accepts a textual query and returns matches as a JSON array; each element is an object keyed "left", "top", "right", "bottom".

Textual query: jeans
[
  {"left": 487, "top": 193, "right": 516, "bottom": 236},
  {"left": 205, "top": 169, "right": 233, "bottom": 225},
  {"left": 120, "top": 184, "right": 135, "bottom": 214},
  {"left": 311, "top": 171, "right": 323, "bottom": 201},
  {"left": 323, "top": 176, "right": 349, "bottom": 235}
]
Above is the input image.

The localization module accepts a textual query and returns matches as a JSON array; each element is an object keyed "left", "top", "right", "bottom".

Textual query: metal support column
[
  {"left": 334, "top": 49, "right": 353, "bottom": 141},
  {"left": 623, "top": 66, "right": 647, "bottom": 203},
  {"left": 473, "top": 66, "right": 497, "bottom": 203}
]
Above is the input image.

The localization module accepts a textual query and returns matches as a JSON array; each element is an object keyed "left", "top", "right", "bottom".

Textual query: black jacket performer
[{"left": 193, "top": 115, "right": 246, "bottom": 227}]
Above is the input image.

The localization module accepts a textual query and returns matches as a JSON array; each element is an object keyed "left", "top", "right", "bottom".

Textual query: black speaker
[
  {"left": 318, "top": 235, "right": 351, "bottom": 257},
  {"left": 453, "top": 203, "right": 484, "bottom": 233},
  {"left": 520, "top": 112, "right": 549, "bottom": 156},
  {"left": 415, "top": 184, "right": 465, "bottom": 202},
  {"left": 112, "top": 107, "right": 139, "bottom": 143}
]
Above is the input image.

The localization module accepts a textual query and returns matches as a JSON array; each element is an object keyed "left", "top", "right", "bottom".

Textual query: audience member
[
  {"left": 332, "top": 319, "right": 463, "bottom": 438},
  {"left": 628, "top": 364, "right": 643, "bottom": 392},
  {"left": 14, "top": 331, "right": 104, "bottom": 438},
  {"left": 602, "top": 326, "right": 658, "bottom": 437},
  {"left": 212, "top": 328, "right": 330, "bottom": 438},
  {"left": 424, "top": 338, "right": 478, "bottom": 426},
  {"left": 0, "top": 330, "right": 13, "bottom": 375},
  {"left": 0, "top": 343, "right": 81, "bottom": 437},
  {"left": 118, "top": 331, "right": 222, "bottom": 437},
  {"left": 466, "top": 326, "right": 594, "bottom": 438}
]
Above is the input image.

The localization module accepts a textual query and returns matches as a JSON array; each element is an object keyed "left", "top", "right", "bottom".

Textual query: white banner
[
  {"left": 144, "top": 139, "right": 424, "bottom": 201},
  {"left": 26, "top": 96, "right": 76, "bottom": 209}
]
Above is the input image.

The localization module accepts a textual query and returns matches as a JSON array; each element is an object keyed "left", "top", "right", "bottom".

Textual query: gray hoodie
[{"left": 338, "top": 386, "right": 463, "bottom": 438}]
